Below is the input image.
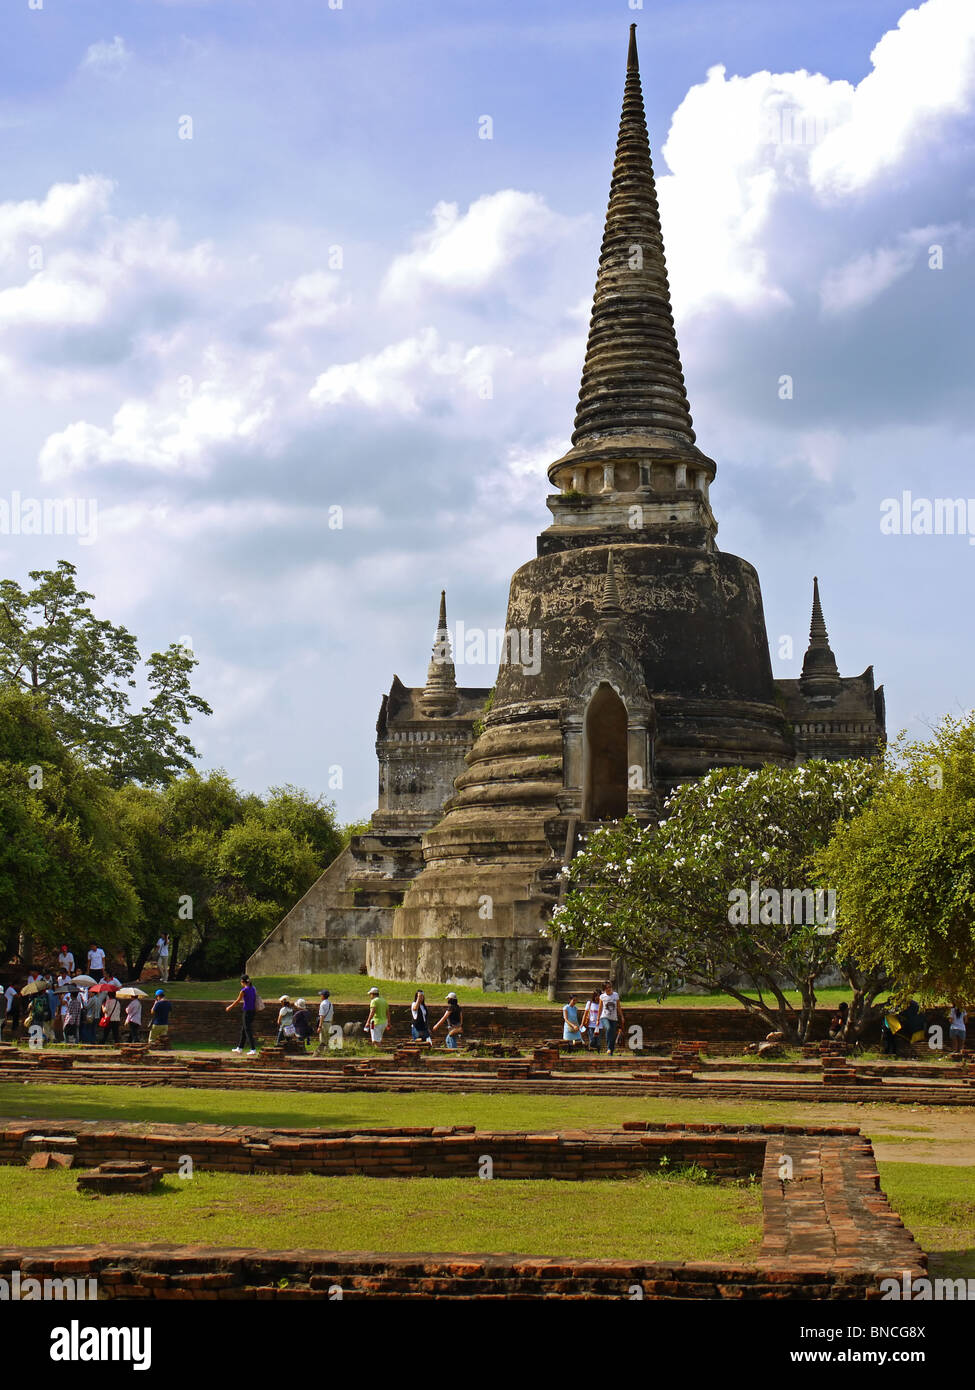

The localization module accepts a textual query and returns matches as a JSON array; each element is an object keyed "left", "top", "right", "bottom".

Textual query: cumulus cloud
[
  {"left": 382, "top": 190, "right": 574, "bottom": 301},
  {"left": 309, "top": 328, "right": 510, "bottom": 415},
  {"left": 657, "top": 0, "right": 975, "bottom": 319}
]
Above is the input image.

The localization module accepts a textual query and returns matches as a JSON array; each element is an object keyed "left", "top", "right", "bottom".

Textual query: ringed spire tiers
[
  {"left": 544, "top": 25, "right": 718, "bottom": 553},
  {"left": 572, "top": 23, "right": 694, "bottom": 448},
  {"left": 799, "top": 576, "right": 841, "bottom": 700},
  {"left": 420, "top": 589, "right": 458, "bottom": 715}
]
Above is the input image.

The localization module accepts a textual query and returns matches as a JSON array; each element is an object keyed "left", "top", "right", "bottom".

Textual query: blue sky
[{"left": 0, "top": 0, "right": 973, "bottom": 820}]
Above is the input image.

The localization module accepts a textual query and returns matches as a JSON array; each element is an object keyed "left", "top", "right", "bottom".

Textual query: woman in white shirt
[{"left": 949, "top": 1004, "right": 967, "bottom": 1054}]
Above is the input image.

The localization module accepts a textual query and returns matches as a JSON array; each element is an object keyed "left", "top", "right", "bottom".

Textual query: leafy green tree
[
  {"left": 0, "top": 561, "right": 211, "bottom": 785},
  {"left": 553, "top": 760, "right": 880, "bottom": 1041},
  {"left": 0, "top": 687, "right": 138, "bottom": 962},
  {"left": 259, "top": 784, "right": 343, "bottom": 862},
  {"left": 817, "top": 713, "right": 975, "bottom": 1006}
]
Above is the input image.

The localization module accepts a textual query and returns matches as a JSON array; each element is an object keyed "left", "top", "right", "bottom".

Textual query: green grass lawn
[
  {"left": 0, "top": 1080, "right": 894, "bottom": 1133},
  {"left": 161, "top": 973, "right": 853, "bottom": 1011},
  {"left": 879, "top": 1162, "right": 975, "bottom": 1281},
  {"left": 0, "top": 1165, "right": 761, "bottom": 1262}
]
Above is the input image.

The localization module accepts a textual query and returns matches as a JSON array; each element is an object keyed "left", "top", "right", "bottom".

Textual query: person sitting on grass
[
  {"left": 828, "top": 1001, "right": 849, "bottom": 1040},
  {"left": 432, "top": 992, "right": 463, "bottom": 1050},
  {"left": 148, "top": 989, "right": 171, "bottom": 1046}
]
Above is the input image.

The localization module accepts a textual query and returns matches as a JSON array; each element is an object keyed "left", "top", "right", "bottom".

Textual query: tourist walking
[
  {"left": 275, "top": 996, "right": 296, "bottom": 1045},
  {"left": 156, "top": 935, "right": 171, "bottom": 983},
  {"left": 87, "top": 944, "right": 106, "bottom": 981},
  {"left": 562, "top": 995, "right": 583, "bottom": 1046},
  {"left": 63, "top": 991, "right": 82, "bottom": 1045},
  {"left": 43, "top": 980, "right": 58, "bottom": 1043},
  {"left": 432, "top": 992, "right": 463, "bottom": 1049},
  {"left": 82, "top": 989, "right": 101, "bottom": 1044},
  {"left": 582, "top": 990, "right": 602, "bottom": 1051},
  {"left": 410, "top": 990, "right": 432, "bottom": 1044},
  {"left": 124, "top": 995, "right": 142, "bottom": 1044},
  {"left": 3, "top": 982, "right": 18, "bottom": 1040},
  {"left": 314, "top": 989, "right": 333, "bottom": 1054},
  {"left": 292, "top": 998, "right": 312, "bottom": 1050},
  {"left": 365, "top": 987, "right": 389, "bottom": 1046},
  {"left": 148, "top": 990, "right": 172, "bottom": 1046},
  {"left": 227, "top": 975, "right": 259, "bottom": 1055},
  {"left": 949, "top": 1004, "right": 967, "bottom": 1055},
  {"left": 598, "top": 980, "right": 624, "bottom": 1056},
  {"left": 100, "top": 990, "right": 121, "bottom": 1045}
]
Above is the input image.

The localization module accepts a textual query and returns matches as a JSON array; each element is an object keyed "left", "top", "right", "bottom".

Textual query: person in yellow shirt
[{"left": 365, "top": 987, "right": 389, "bottom": 1045}]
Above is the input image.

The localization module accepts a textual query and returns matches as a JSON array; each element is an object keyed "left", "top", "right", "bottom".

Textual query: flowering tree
[
  {"left": 552, "top": 760, "right": 880, "bottom": 1042},
  {"left": 816, "top": 714, "right": 975, "bottom": 1006}
]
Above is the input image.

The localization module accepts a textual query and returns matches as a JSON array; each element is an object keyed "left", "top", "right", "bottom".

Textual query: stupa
[{"left": 249, "top": 26, "right": 885, "bottom": 991}]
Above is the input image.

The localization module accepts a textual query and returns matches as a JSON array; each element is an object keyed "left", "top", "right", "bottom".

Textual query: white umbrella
[
  {"left": 70, "top": 974, "right": 97, "bottom": 986},
  {"left": 116, "top": 987, "right": 149, "bottom": 1000}
]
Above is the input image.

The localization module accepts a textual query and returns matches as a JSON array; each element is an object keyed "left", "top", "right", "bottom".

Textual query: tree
[
  {"left": 0, "top": 687, "right": 138, "bottom": 962},
  {"left": 258, "top": 784, "right": 343, "bottom": 863},
  {"left": 0, "top": 560, "right": 211, "bottom": 785},
  {"left": 817, "top": 713, "right": 975, "bottom": 1006},
  {"left": 121, "top": 771, "right": 344, "bottom": 979},
  {"left": 553, "top": 760, "right": 881, "bottom": 1042}
]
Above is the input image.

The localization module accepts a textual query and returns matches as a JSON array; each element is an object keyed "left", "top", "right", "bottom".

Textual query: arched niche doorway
[{"left": 583, "top": 682, "right": 629, "bottom": 821}]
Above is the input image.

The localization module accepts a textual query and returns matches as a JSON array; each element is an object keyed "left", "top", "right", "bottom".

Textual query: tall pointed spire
[
  {"left": 799, "top": 576, "right": 840, "bottom": 699},
  {"left": 421, "top": 589, "right": 458, "bottom": 715},
  {"left": 572, "top": 24, "right": 694, "bottom": 448}
]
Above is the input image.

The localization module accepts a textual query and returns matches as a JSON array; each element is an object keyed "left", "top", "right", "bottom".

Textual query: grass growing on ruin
[
  {"left": 0, "top": 1166, "right": 761, "bottom": 1262},
  {"left": 0, "top": 1080, "right": 948, "bottom": 1137},
  {"left": 878, "top": 1162, "right": 975, "bottom": 1281},
  {"left": 161, "top": 973, "right": 854, "bottom": 1011},
  {"left": 162, "top": 974, "right": 552, "bottom": 1007}
]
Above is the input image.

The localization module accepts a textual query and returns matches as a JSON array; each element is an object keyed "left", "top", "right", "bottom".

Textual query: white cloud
[
  {"left": 269, "top": 270, "right": 347, "bottom": 336},
  {"left": 818, "top": 227, "right": 947, "bottom": 313},
  {"left": 811, "top": 0, "right": 975, "bottom": 194},
  {"left": 81, "top": 37, "right": 131, "bottom": 74},
  {"left": 382, "top": 191, "right": 571, "bottom": 300},
  {"left": 657, "top": 0, "right": 975, "bottom": 319},
  {"left": 39, "top": 377, "right": 273, "bottom": 480},
  {"left": 309, "top": 328, "right": 509, "bottom": 415},
  {"left": 0, "top": 176, "right": 114, "bottom": 268}
]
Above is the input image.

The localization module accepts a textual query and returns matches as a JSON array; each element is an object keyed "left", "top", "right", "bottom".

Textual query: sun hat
[
  {"left": 368, "top": 987, "right": 379, "bottom": 995},
  {"left": 154, "top": 989, "right": 165, "bottom": 997},
  {"left": 278, "top": 995, "right": 291, "bottom": 1004},
  {"left": 319, "top": 989, "right": 330, "bottom": 998},
  {"left": 446, "top": 992, "right": 458, "bottom": 1001},
  {"left": 295, "top": 998, "right": 306, "bottom": 1009}
]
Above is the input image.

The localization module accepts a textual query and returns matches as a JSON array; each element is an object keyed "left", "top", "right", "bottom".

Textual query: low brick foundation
[
  {"left": 0, "top": 1120, "right": 924, "bottom": 1299},
  {"left": 1, "top": 1049, "right": 971, "bottom": 1105}
]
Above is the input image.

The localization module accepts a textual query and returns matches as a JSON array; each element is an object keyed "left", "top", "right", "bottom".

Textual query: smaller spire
[
  {"left": 421, "top": 589, "right": 458, "bottom": 715},
  {"left": 799, "top": 576, "right": 840, "bottom": 699},
  {"left": 627, "top": 22, "right": 639, "bottom": 72},
  {"left": 599, "top": 550, "right": 622, "bottom": 618}
]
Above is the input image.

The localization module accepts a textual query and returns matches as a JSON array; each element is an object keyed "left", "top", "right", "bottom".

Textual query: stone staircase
[{"left": 555, "top": 947, "right": 614, "bottom": 998}]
